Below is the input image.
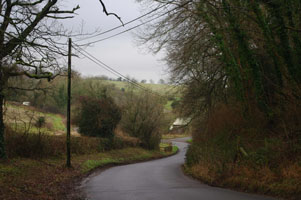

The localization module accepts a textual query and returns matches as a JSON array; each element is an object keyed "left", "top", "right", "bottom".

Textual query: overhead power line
[
  {"left": 74, "top": 48, "right": 163, "bottom": 97},
  {"left": 77, "top": 1, "right": 191, "bottom": 46},
  {"left": 78, "top": 13, "right": 165, "bottom": 46},
  {"left": 70, "top": 2, "right": 192, "bottom": 96},
  {"left": 72, "top": 42, "right": 164, "bottom": 97},
  {"left": 74, "top": 3, "right": 168, "bottom": 42}
]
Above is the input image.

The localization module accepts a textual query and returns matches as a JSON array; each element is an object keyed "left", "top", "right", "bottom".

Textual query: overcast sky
[{"left": 63, "top": 0, "right": 167, "bottom": 83}]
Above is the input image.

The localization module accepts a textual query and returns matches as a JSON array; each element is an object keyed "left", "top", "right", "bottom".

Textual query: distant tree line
[{"left": 6, "top": 73, "right": 168, "bottom": 150}]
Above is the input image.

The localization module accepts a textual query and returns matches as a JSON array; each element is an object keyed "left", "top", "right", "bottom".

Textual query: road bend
[{"left": 81, "top": 137, "right": 275, "bottom": 200}]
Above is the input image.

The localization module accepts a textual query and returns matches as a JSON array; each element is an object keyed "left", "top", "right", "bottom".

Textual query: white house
[
  {"left": 22, "top": 101, "right": 30, "bottom": 106},
  {"left": 169, "top": 118, "right": 191, "bottom": 133}
]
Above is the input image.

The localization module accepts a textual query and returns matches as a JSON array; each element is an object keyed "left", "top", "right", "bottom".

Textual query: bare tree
[
  {"left": 0, "top": 0, "right": 122, "bottom": 159},
  {"left": 120, "top": 91, "right": 165, "bottom": 150},
  {"left": 136, "top": 0, "right": 227, "bottom": 117},
  {"left": 136, "top": 0, "right": 301, "bottom": 130}
]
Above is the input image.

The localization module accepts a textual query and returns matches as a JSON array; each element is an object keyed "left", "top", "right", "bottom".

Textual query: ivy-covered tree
[{"left": 137, "top": 0, "right": 301, "bottom": 116}]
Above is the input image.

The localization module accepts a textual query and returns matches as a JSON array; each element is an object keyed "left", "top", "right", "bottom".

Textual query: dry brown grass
[
  {"left": 189, "top": 163, "right": 214, "bottom": 184},
  {"left": 4, "top": 127, "right": 141, "bottom": 159},
  {"left": 0, "top": 147, "right": 176, "bottom": 200},
  {"left": 115, "top": 129, "right": 140, "bottom": 146},
  {"left": 162, "top": 133, "right": 190, "bottom": 139},
  {"left": 185, "top": 162, "right": 301, "bottom": 199},
  {"left": 4, "top": 128, "right": 101, "bottom": 158},
  {"left": 281, "top": 163, "right": 301, "bottom": 180},
  {"left": 1, "top": 127, "right": 177, "bottom": 199},
  {"left": 186, "top": 98, "right": 301, "bottom": 199}
]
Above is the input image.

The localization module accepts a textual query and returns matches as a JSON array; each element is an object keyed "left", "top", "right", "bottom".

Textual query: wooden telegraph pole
[{"left": 66, "top": 38, "right": 72, "bottom": 167}]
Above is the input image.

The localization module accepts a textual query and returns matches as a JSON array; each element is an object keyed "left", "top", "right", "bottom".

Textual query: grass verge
[
  {"left": 186, "top": 139, "right": 192, "bottom": 143},
  {"left": 0, "top": 146, "right": 178, "bottom": 200},
  {"left": 162, "top": 133, "right": 190, "bottom": 139},
  {"left": 183, "top": 163, "right": 301, "bottom": 200}
]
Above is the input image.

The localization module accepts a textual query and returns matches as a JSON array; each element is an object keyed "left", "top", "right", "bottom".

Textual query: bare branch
[
  {"left": 8, "top": 70, "right": 59, "bottom": 81},
  {"left": 98, "top": 0, "right": 124, "bottom": 25}
]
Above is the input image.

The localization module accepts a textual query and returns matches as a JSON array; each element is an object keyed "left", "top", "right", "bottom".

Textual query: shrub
[
  {"left": 74, "top": 96, "right": 121, "bottom": 139},
  {"left": 4, "top": 127, "right": 102, "bottom": 158},
  {"left": 120, "top": 92, "right": 165, "bottom": 150},
  {"left": 35, "top": 116, "right": 45, "bottom": 128},
  {"left": 171, "top": 99, "right": 180, "bottom": 109},
  {"left": 4, "top": 127, "right": 141, "bottom": 159},
  {"left": 185, "top": 144, "right": 202, "bottom": 167}
]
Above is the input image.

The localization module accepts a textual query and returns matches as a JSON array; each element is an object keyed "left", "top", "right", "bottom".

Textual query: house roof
[{"left": 173, "top": 118, "right": 190, "bottom": 126}]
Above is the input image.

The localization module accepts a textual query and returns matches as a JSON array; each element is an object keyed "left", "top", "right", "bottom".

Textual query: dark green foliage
[
  {"left": 35, "top": 117, "right": 46, "bottom": 128},
  {"left": 185, "top": 144, "right": 202, "bottom": 167},
  {"left": 137, "top": 0, "right": 301, "bottom": 196},
  {"left": 74, "top": 96, "right": 121, "bottom": 139},
  {"left": 52, "top": 84, "right": 67, "bottom": 113},
  {"left": 189, "top": 0, "right": 301, "bottom": 113},
  {"left": 171, "top": 99, "right": 180, "bottom": 109},
  {"left": 0, "top": 69, "right": 6, "bottom": 159},
  {"left": 0, "top": 93, "right": 5, "bottom": 159}
]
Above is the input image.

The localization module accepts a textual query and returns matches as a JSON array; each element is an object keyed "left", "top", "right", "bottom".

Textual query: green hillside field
[{"left": 4, "top": 102, "right": 66, "bottom": 135}]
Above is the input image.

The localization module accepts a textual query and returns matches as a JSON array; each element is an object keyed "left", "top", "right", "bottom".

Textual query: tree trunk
[{"left": 0, "top": 67, "right": 6, "bottom": 159}]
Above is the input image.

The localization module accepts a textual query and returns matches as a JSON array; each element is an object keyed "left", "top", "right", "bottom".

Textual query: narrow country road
[{"left": 81, "top": 138, "right": 275, "bottom": 200}]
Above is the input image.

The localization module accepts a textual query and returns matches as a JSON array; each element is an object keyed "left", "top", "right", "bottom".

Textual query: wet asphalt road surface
[{"left": 81, "top": 137, "right": 276, "bottom": 200}]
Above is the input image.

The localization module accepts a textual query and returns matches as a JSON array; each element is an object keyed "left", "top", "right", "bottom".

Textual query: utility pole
[{"left": 66, "top": 38, "right": 72, "bottom": 168}]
